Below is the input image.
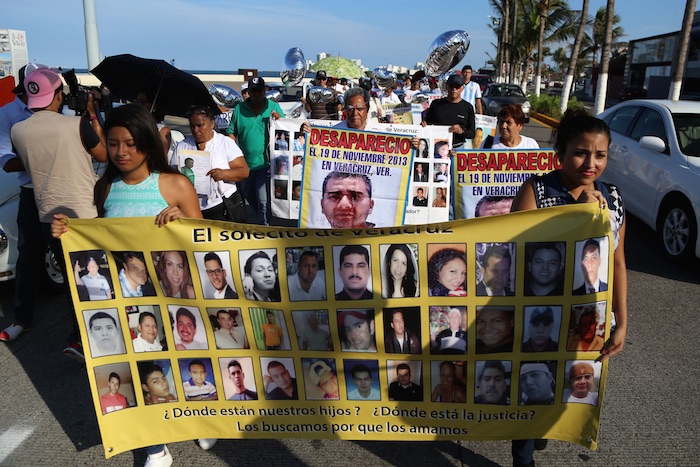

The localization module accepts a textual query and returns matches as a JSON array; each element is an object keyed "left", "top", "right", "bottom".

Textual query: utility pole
[{"left": 83, "top": 0, "right": 101, "bottom": 70}]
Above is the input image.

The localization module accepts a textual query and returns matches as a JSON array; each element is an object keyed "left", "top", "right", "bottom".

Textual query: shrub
[{"left": 527, "top": 93, "right": 587, "bottom": 120}]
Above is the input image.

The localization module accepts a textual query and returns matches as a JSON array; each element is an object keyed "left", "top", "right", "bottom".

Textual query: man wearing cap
[
  {"left": 522, "top": 307, "right": 559, "bottom": 352},
  {"left": 519, "top": 362, "right": 555, "bottom": 405},
  {"left": 335, "top": 245, "right": 373, "bottom": 300},
  {"left": 308, "top": 360, "right": 339, "bottom": 400},
  {"left": 422, "top": 73, "right": 476, "bottom": 149},
  {"left": 338, "top": 309, "right": 376, "bottom": 352},
  {"left": 562, "top": 362, "right": 598, "bottom": 405},
  {"left": 226, "top": 76, "right": 284, "bottom": 225},
  {"left": 10, "top": 68, "right": 106, "bottom": 356},
  {"left": 388, "top": 363, "right": 423, "bottom": 401},
  {"left": 0, "top": 64, "right": 43, "bottom": 342},
  {"left": 460, "top": 65, "right": 483, "bottom": 114},
  {"left": 301, "top": 70, "right": 342, "bottom": 120}
]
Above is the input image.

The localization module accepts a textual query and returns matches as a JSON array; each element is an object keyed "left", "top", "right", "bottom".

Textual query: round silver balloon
[
  {"left": 438, "top": 71, "right": 460, "bottom": 94},
  {"left": 208, "top": 83, "right": 243, "bottom": 108},
  {"left": 266, "top": 89, "right": 282, "bottom": 102},
  {"left": 307, "top": 86, "right": 335, "bottom": 104},
  {"left": 281, "top": 47, "right": 306, "bottom": 87},
  {"left": 373, "top": 67, "right": 396, "bottom": 90},
  {"left": 425, "top": 30, "right": 470, "bottom": 77}
]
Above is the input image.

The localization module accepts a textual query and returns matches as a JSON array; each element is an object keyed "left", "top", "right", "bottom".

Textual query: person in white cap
[
  {"left": 518, "top": 362, "right": 555, "bottom": 405},
  {"left": 308, "top": 360, "right": 339, "bottom": 400},
  {"left": 11, "top": 67, "right": 107, "bottom": 359}
]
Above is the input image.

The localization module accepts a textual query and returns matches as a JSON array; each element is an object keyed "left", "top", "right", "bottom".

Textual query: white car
[
  {"left": 0, "top": 169, "right": 20, "bottom": 283},
  {"left": 598, "top": 99, "right": 700, "bottom": 261},
  {"left": 0, "top": 168, "right": 65, "bottom": 289}
]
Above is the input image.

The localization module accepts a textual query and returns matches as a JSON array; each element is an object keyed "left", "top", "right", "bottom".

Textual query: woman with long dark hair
[
  {"left": 52, "top": 104, "right": 208, "bottom": 463},
  {"left": 382, "top": 244, "right": 418, "bottom": 298}
]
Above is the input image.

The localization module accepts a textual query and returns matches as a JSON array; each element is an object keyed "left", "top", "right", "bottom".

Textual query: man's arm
[
  {"left": 81, "top": 94, "right": 107, "bottom": 162},
  {"left": 462, "top": 102, "right": 476, "bottom": 140}
]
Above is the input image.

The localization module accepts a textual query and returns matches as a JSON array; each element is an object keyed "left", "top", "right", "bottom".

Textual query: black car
[{"left": 481, "top": 83, "right": 531, "bottom": 122}]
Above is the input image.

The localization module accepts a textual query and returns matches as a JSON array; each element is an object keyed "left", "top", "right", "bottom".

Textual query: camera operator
[
  {"left": 10, "top": 67, "right": 107, "bottom": 360},
  {"left": 62, "top": 69, "right": 112, "bottom": 118}
]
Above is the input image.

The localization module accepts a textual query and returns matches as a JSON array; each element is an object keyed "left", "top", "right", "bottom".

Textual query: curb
[{"left": 532, "top": 112, "right": 559, "bottom": 128}]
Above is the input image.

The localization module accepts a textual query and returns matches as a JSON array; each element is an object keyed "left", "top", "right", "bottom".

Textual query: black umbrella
[{"left": 91, "top": 54, "right": 219, "bottom": 117}]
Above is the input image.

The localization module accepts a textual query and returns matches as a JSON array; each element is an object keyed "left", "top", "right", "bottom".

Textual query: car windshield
[
  {"left": 673, "top": 113, "right": 700, "bottom": 157},
  {"left": 490, "top": 85, "right": 524, "bottom": 97}
]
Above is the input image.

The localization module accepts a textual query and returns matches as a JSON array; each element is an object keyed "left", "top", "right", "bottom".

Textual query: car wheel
[
  {"left": 659, "top": 199, "right": 697, "bottom": 262},
  {"left": 43, "top": 246, "right": 64, "bottom": 292}
]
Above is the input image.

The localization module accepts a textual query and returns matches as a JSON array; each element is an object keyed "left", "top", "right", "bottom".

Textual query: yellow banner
[{"left": 60, "top": 204, "right": 612, "bottom": 458}]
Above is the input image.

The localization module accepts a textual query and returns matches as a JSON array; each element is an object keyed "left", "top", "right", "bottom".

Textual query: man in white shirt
[
  {"left": 132, "top": 312, "right": 163, "bottom": 352},
  {"left": 288, "top": 250, "right": 326, "bottom": 301},
  {"left": 347, "top": 363, "right": 381, "bottom": 400},
  {"left": 460, "top": 65, "right": 483, "bottom": 114},
  {"left": 214, "top": 309, "right": 248, "bottom": 349}
]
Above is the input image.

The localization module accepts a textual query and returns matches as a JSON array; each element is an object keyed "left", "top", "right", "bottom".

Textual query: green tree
[{"left": 581, "top": 6, "right": 625, "bottom": 69}]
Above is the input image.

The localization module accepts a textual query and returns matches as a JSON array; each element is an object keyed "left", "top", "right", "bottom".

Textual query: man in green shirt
[{"left": 226, "top": 76, "right": 284, "bottom": 225}]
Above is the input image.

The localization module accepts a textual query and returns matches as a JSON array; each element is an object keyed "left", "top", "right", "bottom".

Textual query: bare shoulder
[
  {"left": 511, "top": 178, "right": 537, "bottom": 212},
  {"left": 159, "top": 172, "right": 196, "bottom": 199}
]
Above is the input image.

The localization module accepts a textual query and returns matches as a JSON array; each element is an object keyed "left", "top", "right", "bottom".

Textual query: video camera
[{"left": 61, "top": 69, "right": 112, "bottom": 115}]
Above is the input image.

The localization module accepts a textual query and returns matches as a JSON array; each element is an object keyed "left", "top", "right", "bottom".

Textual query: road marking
[{"left": 0, "top": 426, "right": 35, "bottom": 464}]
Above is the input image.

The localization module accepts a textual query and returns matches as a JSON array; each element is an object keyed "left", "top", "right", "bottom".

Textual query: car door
[
  {"left": 604, "top": 105, "right": 642, "bottom": 191},
  {"left": 616, "top": 107, "right": 670, "bottom": 224}
]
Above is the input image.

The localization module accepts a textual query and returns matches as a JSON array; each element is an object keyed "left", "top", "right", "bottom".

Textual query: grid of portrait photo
[{"left": 73, "top": 234, "right": 611, "bottom": 416}]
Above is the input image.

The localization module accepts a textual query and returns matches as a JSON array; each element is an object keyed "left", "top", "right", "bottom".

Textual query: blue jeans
[
  {"left": 243, "top": 167, "right": 270, "bottom": 225},
  {"left": 39, "top": 222, "right": 79, "bottom": 342},
  {"left": 512, "top": 439, "right": 535, "bottom": 466},
  {"left": 12, "top": 187, "right": 44, "bottom": 328},
  {"left": 146, "top": 444, "right": 165, "bottom": 455}
]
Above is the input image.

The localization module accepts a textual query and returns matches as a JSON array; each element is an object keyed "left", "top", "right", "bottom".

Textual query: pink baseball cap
[{"left": 24, "top": 68, "right": 63, "bottom": 109}]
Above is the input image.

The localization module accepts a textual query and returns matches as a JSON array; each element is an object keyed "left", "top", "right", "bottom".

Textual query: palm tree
[
  {"left": 512, "top": 0, "right": 578, "bottom": 91},
  {"left": 581, "top": 6, "right": 624, "bottom": 69},
  {"left": 669, "top": 0, "right": 697, "bottom": 99},
  {"left": 560, "top": 0, "right": 589, "bottom": 113},
  {"left": 593, "top": 0, "right": 615, "bottom": 115},
  {"left": 534, "top": 0, "right": 552, "bottom": 97}
]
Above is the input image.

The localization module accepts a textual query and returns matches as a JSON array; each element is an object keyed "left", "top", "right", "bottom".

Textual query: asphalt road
[{"left": 0, "top": 204, "right": 698, "bottom": 466}]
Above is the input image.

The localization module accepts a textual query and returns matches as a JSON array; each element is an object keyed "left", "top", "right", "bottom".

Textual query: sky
[{"left": 4, "top": 0, "right": 691, "bottom": 73}]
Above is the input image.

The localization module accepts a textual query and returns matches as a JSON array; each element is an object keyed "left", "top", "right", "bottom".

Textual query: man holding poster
[{"left": 422, "top": 74, "right": 475, "bottom": 149}]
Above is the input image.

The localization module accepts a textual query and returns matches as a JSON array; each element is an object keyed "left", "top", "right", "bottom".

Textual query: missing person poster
[
  {"left": 377, "top": 124, "right": 452, "bottom": 225},
  {"left": 60, "top": 204, "right": 613, "bottom": 458},
  {"left": 454, "top": 148, "right": 560, "bottom": 219},
  {"left": 299, "top": 126, "right": 413, "bottom": 229},
  {"left": 270, "top": 119, "right": 338, "bottom": 220}
]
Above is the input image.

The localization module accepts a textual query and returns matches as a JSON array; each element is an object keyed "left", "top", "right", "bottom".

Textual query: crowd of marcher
[{"left": 0, "top": 61, "right": 627, "bottom": 467}]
